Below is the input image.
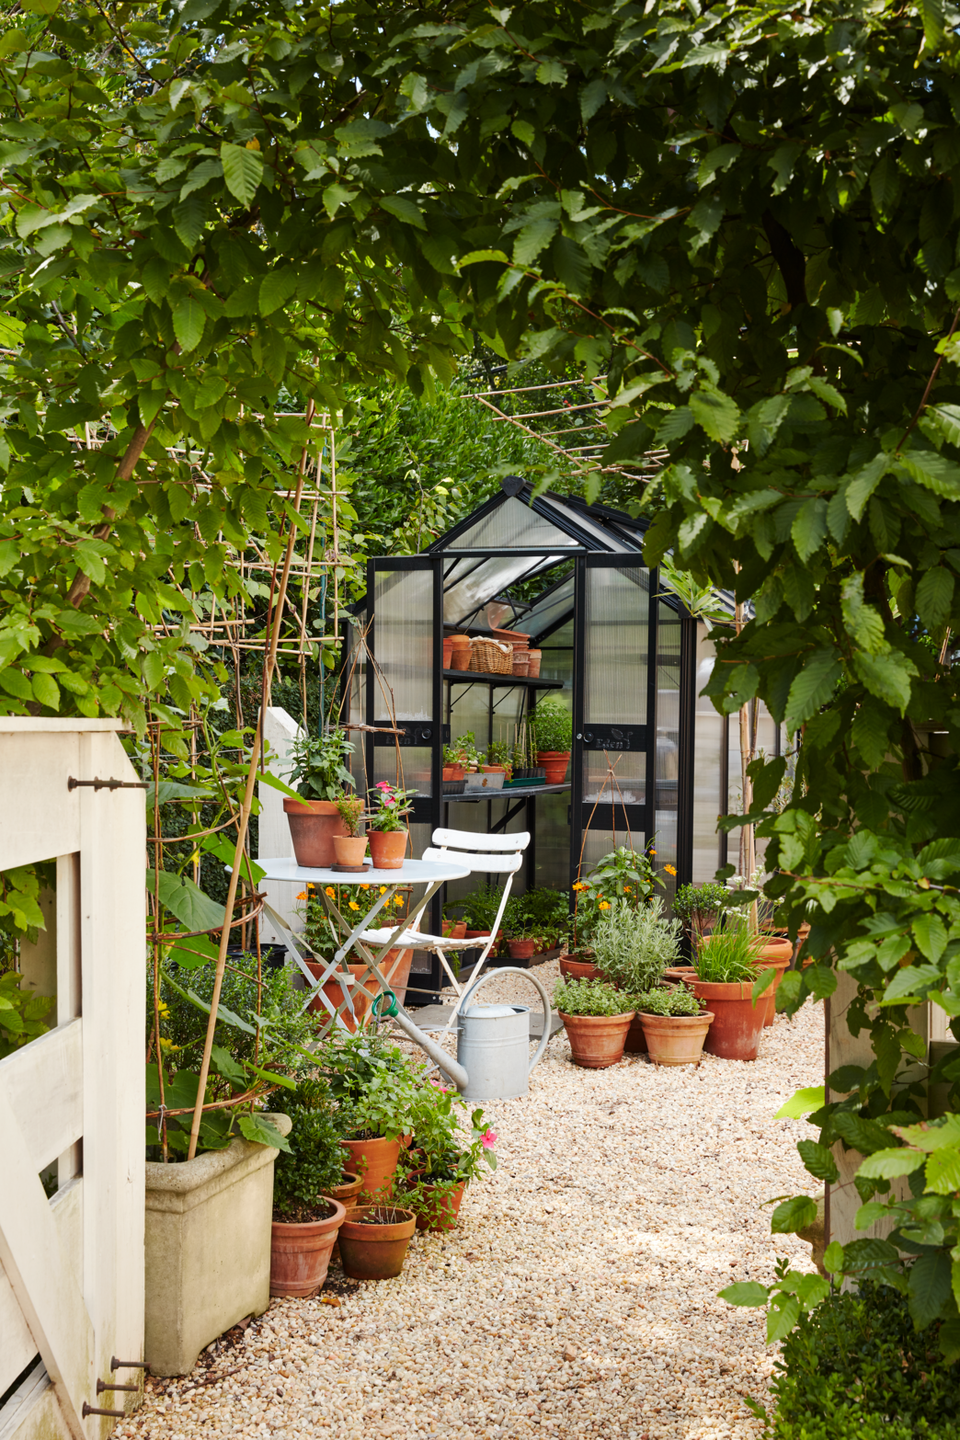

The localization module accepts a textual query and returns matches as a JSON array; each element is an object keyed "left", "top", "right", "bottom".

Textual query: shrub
[
  {"left": 765, "top": 1281, "right": 960, "bottom": 1439},
  {"left": 553, "top": 977, "right": 632, "bottom": 1017},
  {"left": 271, "top": 1078, "right": 345, "bottom": 1222},
  {"left": 594, "top": 897, "right": 680, "bottom": 991}
]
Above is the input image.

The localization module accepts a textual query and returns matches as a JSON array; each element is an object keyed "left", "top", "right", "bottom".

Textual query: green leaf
[
  {"left": 767, "top": 1295, "right": 801, "bottom": 1343},
  {"left": 916, "top": 566, "right": 954, "bottom": 632},
  {"left": 30, "top": 671, "right": 60, "bottom": 711},
  {"left": 784, "top": 649, "right": 841, "bottom": 732},
  {"left": 238, "top": 1113, "right": 292, "bottom": 1152},
  {"left": 580, "top": 79, "right": 607, "bottom": 124},
  {"left": 775, "top": 1086, "right": 825, "bottom": 1119},
  {"left": 797, "top": 1140, "right": 839, "bottom": 1183},
  {"left": 536, "top": 57, "right": 566, "bottom": 85},
  {"left": 823, "top": 1242, "right": 845, "bottom": 1273},
  {"left": 791, "top": 497, "right": 827, "bottom": 561},
  {"left": 909, "top": 1250, "right": 952, "bottom": 1329},
  {"left": 926, "top": 403, "right": 960, "bottom": 446},
  {"left": 380, "top": 194, "right": 427, "bottom": 230},
  {"left": 259, "top": 267, "right": 298, "bottom": 316},
  {"left": 771, "top": 1195, "right": 818, "bottom": 1233},
  {"left": 926, "top": 1145, "right": 960, "bottom": 1194},
  {"left": 210, "top": 1043, "right": 245, "bottom": 1088},
  {"left": 0, "top": 669, "right": 35, "bottom": 702},
  {"left": 152, "top": 870, "right": 226, "bottom": 933},
  {"left": 513, "top": 217, "right": 559, "bottom": 267},
  {"left": 221, "top": 142, "right": 263, "bottom": 206},
  {"left": 719, "top": 1281, "right": 768, "bottom": 1307},
  {"left": 857, "top": 1147, "right": 925, "bottom": 1180},
  {"left": 173, "top": 293, "right": 205, "bottom": 352},
  {"left": 899, "top": 448, "right": 960, "bottom": 498},
  {"left": 166, "top": 934, "right": 219, "bottom": 971},
  {"left": 853, "top": 650, "right": 916, "bottom": 713},
  {"left": 768, "top": 141, "right": 804, "bottom": 195},
  {"left": 322, "top": 183, "right": 355, "bottom": 219},
  {"left": 846, "top": 454, "right": 890, "bottom": 520},
  {"left": 172, "top": 193, "right": 208, "bottom": 250},
  {"left": 689, "top": 388, "right": 740, "bottom": 444}
]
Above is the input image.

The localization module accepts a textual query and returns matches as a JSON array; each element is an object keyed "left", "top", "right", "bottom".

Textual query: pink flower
[
  {"left": 480, "top": 1129, "right": 497, "bottom": 1150},
  {"left": 376, "top": 781, "right": 392, "bottom": 791}
]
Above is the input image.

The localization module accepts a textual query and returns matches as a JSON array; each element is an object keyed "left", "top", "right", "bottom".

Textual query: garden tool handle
[{"left": 455, "top": 966, "right": 553, "bottom": 1078}]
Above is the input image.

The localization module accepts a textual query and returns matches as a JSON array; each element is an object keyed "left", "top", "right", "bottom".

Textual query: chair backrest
[
  {"left": 421, "top": 845, "right": 524, "bottom": 876},
  {"left": 431, "top": 826, "right": 530, "bottom": 855}
]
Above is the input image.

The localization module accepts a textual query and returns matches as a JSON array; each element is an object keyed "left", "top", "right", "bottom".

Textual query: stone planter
[{"left": 144, "top": 1112, "right": 292, "bottom": 1377}]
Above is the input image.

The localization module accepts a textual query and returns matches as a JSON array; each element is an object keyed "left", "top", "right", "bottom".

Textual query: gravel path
[{"left": 122, "top": 961, "right": 822, "bottom": 1440}]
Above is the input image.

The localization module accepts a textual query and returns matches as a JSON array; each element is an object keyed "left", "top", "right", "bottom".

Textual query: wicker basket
[
  {"left": 527, "top": 649, "right": 542, "bottom": 678},
  {"left": 470, "top": 638, "right": 513, "bottom": 674}
]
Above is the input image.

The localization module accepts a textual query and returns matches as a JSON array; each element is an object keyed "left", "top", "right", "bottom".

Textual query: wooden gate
[{"left": 0, "top": 720, "right": 145, "bottom": 1440}]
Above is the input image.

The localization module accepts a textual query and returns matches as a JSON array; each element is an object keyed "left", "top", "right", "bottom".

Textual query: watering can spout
[{"left": 388, "top": 1004, "right": 470, "bottom": 1091}]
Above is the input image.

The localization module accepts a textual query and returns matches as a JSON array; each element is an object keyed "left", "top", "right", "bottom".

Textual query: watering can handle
[{"left": 454, "top": 966, "right": 554, "bottom": 1079}]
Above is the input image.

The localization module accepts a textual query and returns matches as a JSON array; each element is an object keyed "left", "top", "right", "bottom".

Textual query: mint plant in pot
[
  {"left": 532, "top": 698, "right": 573, "bottom": 783},
  {"left": 284, "top": 727, "right": 356, "bottom": 867},
  {"left": 323, "top": 1031, "right": 421, "bottom": 1201},
  {"left": 401, "top": 1084, "right": 498, "bottom": 1232},
  {"left": 685, "top": 918, "right": 767, "bottom": 1062},
  {"left": 365, "top": 781, "right": 416, "bottom": 869},
  {"left": 268, "top": 1078, "right": 347, "bottom": 1297},
  {"left": 553, "top": 976, "right": 635, "bottom": 1069},
  {"left": 633, "top": 986, "right": 714, "bottom": 1067}
]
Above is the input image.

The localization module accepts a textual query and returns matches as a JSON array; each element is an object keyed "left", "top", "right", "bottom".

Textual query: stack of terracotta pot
[{"left": 449, "top": 634, "right": 473, "bottom": 670}]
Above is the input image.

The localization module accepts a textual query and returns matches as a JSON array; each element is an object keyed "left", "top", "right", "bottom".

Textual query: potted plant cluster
[
  {"left": 461, "top": 885, "right": 506, "bottom": 949},
  {"left": 499, "top": 887, "right": 570, "bottom": 962},
  {"left": 684, "top": 918, "right": 768, "bottom": 1062},
  {"left": 569, "top": 844, "right": 663, "bottom": 956},
  {"left": 365, "top": 781, "right": 416, "bottom": 869},
  {"left": 401, "top": 1082, "right": 497, "bottom": 1232},
  {"left": 268, "top": 1078, "right": 347, "bottom": 1297},
  {"left": 283, "top": 727, "right": 356, "bottom": 867},
  {"left": 553, "top": 976, "right": 635, "bottom": 1069},
  {"left": 333, "top": 793, "right": 367, "bottom": 868},
  {"left": 532, "top": 698, "right": 573, "bottom": 783},
  {"left": 590, "top": 897, "right": 681, "bottom": 1052},
  {"left": 322, "top": 1030, "right": 421, "bottom": 1202},
  {"left": 632, "top": 986, "right": 714, "bottom": 1067},
  {"left": 484, "top": 738, "right": 513, "bottom": 779}
]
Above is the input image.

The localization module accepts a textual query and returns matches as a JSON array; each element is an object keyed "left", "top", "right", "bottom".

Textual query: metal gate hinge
[{"left": 67, "top": 776, "right": 149, "bottom": 791}]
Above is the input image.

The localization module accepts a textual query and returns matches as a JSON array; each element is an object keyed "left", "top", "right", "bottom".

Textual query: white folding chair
[{"left": 358, "top": 826, "right": 530, "bottom": 999}]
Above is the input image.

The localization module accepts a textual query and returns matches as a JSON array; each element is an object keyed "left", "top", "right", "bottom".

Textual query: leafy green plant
[
  {"left": 573, "top": 846, "right": 662, "bottom": 942},
  {"left": 594, "top": 897, "right": 680, "bottom": 991},
  {"left": 365, "top": 782, "right": 417, "bottom": 833},
  {"left": 271, "top": 1077, "right": 345, "bottom": 1223},
  {"left": 288, "top": 730, "right": 355, "bottom": 803},
  {"left": 632, "top": 986, "right": 703, "bottom": 1018},
  {"left": 0, "top": 972, "right": 53, "bottom": 1059},
  {"left": 407, "top": 1083, "right": 497, "bottom": 1183},
  {"left": 487, "top": 739, "right": 511, "bottom": 768},
  {"left": 673, "top": 883, "right": 729, "bottom": 944},
  {"left": 553, "top": 976, "right": 633, "bottom": 1017},
  {"left": 321, "top": 1030, "right": 421, "bottom": 1141},
  {"left": 693, "top": 921, "right": 760, "bottom": 985},
  {"left": 335, "top": 793, "right": 365, "bottom": 837},
  {"left": 532, "top": 700, "right": 572, "bottom": 754},
  {"left": 461, "top": 886, "right": 505, "bottom": 932}
]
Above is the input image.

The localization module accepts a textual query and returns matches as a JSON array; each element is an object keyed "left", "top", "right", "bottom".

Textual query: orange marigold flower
[
  {"left": 599, "top": 900, "right": 611, "bottom": 910},
  {"left": 665, "top": 864, "right": 677, "bottom": 876},
  {"left": 348, "top": 900, "right": 360, "bottom": 911},
  {"left": 296, "top": 891, "right": 308, "bottom": 900},
  {"left": 325, "top": 886, "right": 335, "bottom": 897}
]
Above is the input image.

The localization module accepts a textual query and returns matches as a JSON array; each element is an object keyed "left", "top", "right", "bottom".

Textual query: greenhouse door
[{"left": 571, "top": 558, "right": 656, "bottom": 882}]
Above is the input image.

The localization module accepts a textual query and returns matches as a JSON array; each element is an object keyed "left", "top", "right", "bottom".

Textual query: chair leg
[{"left": 431, "top": 946, "right": 463, "bottom": 997}]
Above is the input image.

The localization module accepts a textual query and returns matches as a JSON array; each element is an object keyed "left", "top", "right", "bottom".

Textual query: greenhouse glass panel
[
  {"left": 583, "top": 567, "right": 649, "bottom": 725},
  {"left": 443, "top": 554, "right": 562, "bottom": 626},
  {"left": 654, "top": 602, "right": 682, "bottom": 905},
  {"left": 373, "top": 568, "right": 433, "bottom": 721},
  {"left": 444, "top": 497, "right": 581, "bottom": 551},
  {"left": 692, "top": 631, "right": 724, "bottom": 883},
  {"left": 373, "top": 744, "right": 432, "bottom": 798},
  {"left": 513, "top": 574, "right": 575, "bottom": 641}
]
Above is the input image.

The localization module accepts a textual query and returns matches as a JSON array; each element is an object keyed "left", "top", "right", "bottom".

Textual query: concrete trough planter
[{"left": 144, "top": 1113, "right": 291, "bottom": 1377}]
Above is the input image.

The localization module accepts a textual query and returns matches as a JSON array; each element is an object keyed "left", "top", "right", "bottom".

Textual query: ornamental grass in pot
[
  {"left": 591, "top": 898, "right": 682, "bottom": 1053},
  {"left": 365, "top": 781, "right": 416, "bottom": 869},
  {"left": 553, "top": 976, "right": 635, "bottom": 1069},
  {"left": 283, "top": 728, "right": 355, "bottom": 867},
  {"left": 400, "top": 1086, "right": 497, "bottom": 1232},
  {"left": 632, "top": 986, "right": 714, "bottom": 1066},
  {"left": 684, "top": 920, "right": 767, "bottom": 1062},
  {"left": 268, "top": 1079, "right": 347, "bottom": 1298},
  {"left": 323, "top": 1031, "right": 420, "bottom": 1201}
]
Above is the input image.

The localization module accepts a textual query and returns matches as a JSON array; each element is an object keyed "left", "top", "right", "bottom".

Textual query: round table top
[{"left": 255, "top": 856, "right": 471, "bottom": 886}]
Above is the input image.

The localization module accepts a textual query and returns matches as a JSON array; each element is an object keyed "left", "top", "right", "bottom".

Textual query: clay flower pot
[
  {"left": 368, "top": 829, "right": 408, "bottom": 870},
  {"left": 269, "top": 1197, "right": 346, "bottom": 1298},
  {"left": 340, "top": 1135, "right": 404, "bottom": 1203},
  {"left": 333, "top": 834, "right": 368, "bottom": 867},
  {"left": 307, "top": 950, "right": 414, "bottom": 1032},
  {"left": 442, "top": 765, "right": 465, "bottom": 782},
  {"left": 283, "top": 798, "right": 347, "bottom": 868},
  {"left": 639, "top": 1011, "right": 715, "bottom": 1067},
  {"left": 407, "top": 1171, "right": 467, "bottom": 1232},
  {"left": 443, "top": 919, "right": 467, "bottom": 939},
  {"left": 559, "top": 1010, "right": 635, "bottom": 1068},
  {"left": 682, "top": 978, "right": 765, "bottom": 1061},
  {"left": 442, "top": 637, "right": 454, "bottom": 669},
  {"left": 536, "top": 750, "right": 570, "bottom": 784},
  {"left": 338, "top": 1206, "right": 417, "bottom": 1280},
  {"left": 559, "top": 953, "right": 599, "bottom": 982},
  {"left": 507, "top": 938, "right": 537, "bottom": 962},
  {"left": 330, "top": 1173, "right": 363, "bottom": 1212}
]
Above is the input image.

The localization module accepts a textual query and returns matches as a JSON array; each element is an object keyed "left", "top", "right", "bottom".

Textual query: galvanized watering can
[{"left": 386, "top": 966, "right": 552, "bottom": 1101}]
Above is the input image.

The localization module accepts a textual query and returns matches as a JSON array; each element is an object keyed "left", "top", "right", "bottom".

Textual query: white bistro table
[{"left": 254, "top": 856, "right": 470, "bottom": 1035}]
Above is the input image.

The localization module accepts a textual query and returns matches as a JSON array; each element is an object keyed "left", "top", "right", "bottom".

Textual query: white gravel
[{"left": 120, "top": 959, "right": 822, "bottom": 1440}]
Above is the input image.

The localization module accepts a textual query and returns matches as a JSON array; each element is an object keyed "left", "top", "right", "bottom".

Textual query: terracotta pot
[
  {"left": 559, "top": 954, "right": 600, "bottom": 982},
  {"left": 559, "top": 1010, "right": 635, "bottom": 1069},
  {"left": 752, "top": 954, "right": 791, "bottom": 1027},
  {"left": 442, "top": 638, "right": 454, "bottom": 669},
  {"left": 340, "top": 1136, "right": 403, "bottom": 1203},
  {"left": 330, "top": 1173, "right": 363, "bottom": 1212},
  {"left": 338, "top": 1206, "right": 417, "bottom": 1280},
  {"left": 332, "top": 834, "right": 368, "bottom": 867},
  {"left": 306, "top": 949, "right": 413, "bottom": 1032},
  {"left": 406, "top": 1172, "right": 467, "bottom": 1232},
  {"left": 639, "top": 1011, "right": 715, "bottom": 1067},
  {"left": 623, "top": 1012, "right": 648, "bottom": 1054},
  {"left": 442, "top": 765, "right": 465, "bottom": 782},
  {"left": 443, "top": 919, "right": 467, "bottom": 939},
  {"left": 507, "top": 938, "right": 537, "bottom": 961},
  {"left": 682, "top": 978, "right": 765, "bottom": 1061},
  {"left": 283, "top": 798, "right": 347, "bottom": 868},
  {"left": 527, "top": 649, "right": 542, "bottom": 678},
  {"left": 450, "top": 640, "right": 473, "bottom": 671},
  {"left": 368, "top": 829, "right": 408, "bottom": 870},
  {"left": 482, "top": 764, "right": 507, "bottom": 774},
  {"left": 269, "top": 1197, "right": 346, "bottom": 1298},
  {"left": 662, "top": 966, "right": 695, "bottom": 984},
  {"left": 536, "top": 750, "right": 570, "bottom": 784}
]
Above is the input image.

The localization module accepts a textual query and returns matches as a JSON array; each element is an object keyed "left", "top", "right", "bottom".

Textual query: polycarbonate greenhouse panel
[
  {"left": 442, "top": 554, "right": 563, "bottom": 627},
  {"left": 373, "top": 567, "right": 434, "bottom": 721},
  {"left": 441, "top": 496, "right": 582, "bottom": 552}
]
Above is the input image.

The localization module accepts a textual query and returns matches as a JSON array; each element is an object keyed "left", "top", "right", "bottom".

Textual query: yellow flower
[
  {"left": 325, "top": 886, "right": 335, "bottom": 897},
  {"left": 394, "top": 895, "right": 404, "bottom": 906},
  {"left": 379, "top": 885, "right": 387, "bottom": 894},
  {"left": 665, "top": 864, "right": 677, "bottom": 876},
  {"left": 572, "top": 882, "right": 585, "bottom": 892},
  {"left": 361, "top": 883, "right": 370, "bottom": 890},
  {"left": 599, "top": 900, "right": 611, "bottom": 910},
  {"left": 296, "top": 891, "right": 308, "bottom": 900},
  {"left": 157, "top": 1000, "right": 170, "bottom": 1018},
  {"left": 349, "top": 900, "right": 360, "bottom": 911}
]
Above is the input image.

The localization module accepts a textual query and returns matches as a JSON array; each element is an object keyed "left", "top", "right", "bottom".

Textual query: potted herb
[
  {"left": 442, "top": 736, "right": 470, "bottom": 781},
  {"left": 673, "top": 881, "right": 729, "bottom": 946},
  {"left": 323, "top": 1031, "right": 421, "bottom": 1201},
  {"left": 333, "top": 793, "right": 367, "bottom": 868},
  {"left": 283, "top": 727, "right": 355, "bottom": 867},
  {"left": 268, "top": 1078, "right": 347, "bottom": 1297},
  {"left": 592, "top": 898, "right": 682, "bottom": 1052},
  {"left": 684, "top": 918, "right": 767, "bottom": 1062},
  {"left": 633, "top": 986, "right": 714, "bottom": 1067},
  {"left": 553, "top": 976, "right": 635, "bottom": 1068},
  {"left": 365, "top": 781, "right": 416, "bottom": 869},
  {"left": 402, "top": 1085, "right": 497, "bottom": 1232},
  {"left": 337, "top": 1204, "right": 418, "bottom": 1280},
  {"left": 502, "top": 895, "right": 537, "bottom": 961},
  {"left": 484, "top": 738, "right": 512, "bottom": 778},
  {"left": 532, "top": 699, "right": 573, "bottom": 783}
]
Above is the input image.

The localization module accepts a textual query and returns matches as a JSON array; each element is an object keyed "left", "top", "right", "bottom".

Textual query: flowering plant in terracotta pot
[
  {"left": 365, "top": 781, "right": 417, "bottom": 868},
  {"left": 401, "top": 1082, "right": 497, "bottom": 1231},
  {"left": 572, "top": 845, "right": 663, "bottom": 945}
]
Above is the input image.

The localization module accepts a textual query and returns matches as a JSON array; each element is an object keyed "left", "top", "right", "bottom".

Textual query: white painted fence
[{"left": 0, "top": 720, "right": 145, "bottom": 1440}]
